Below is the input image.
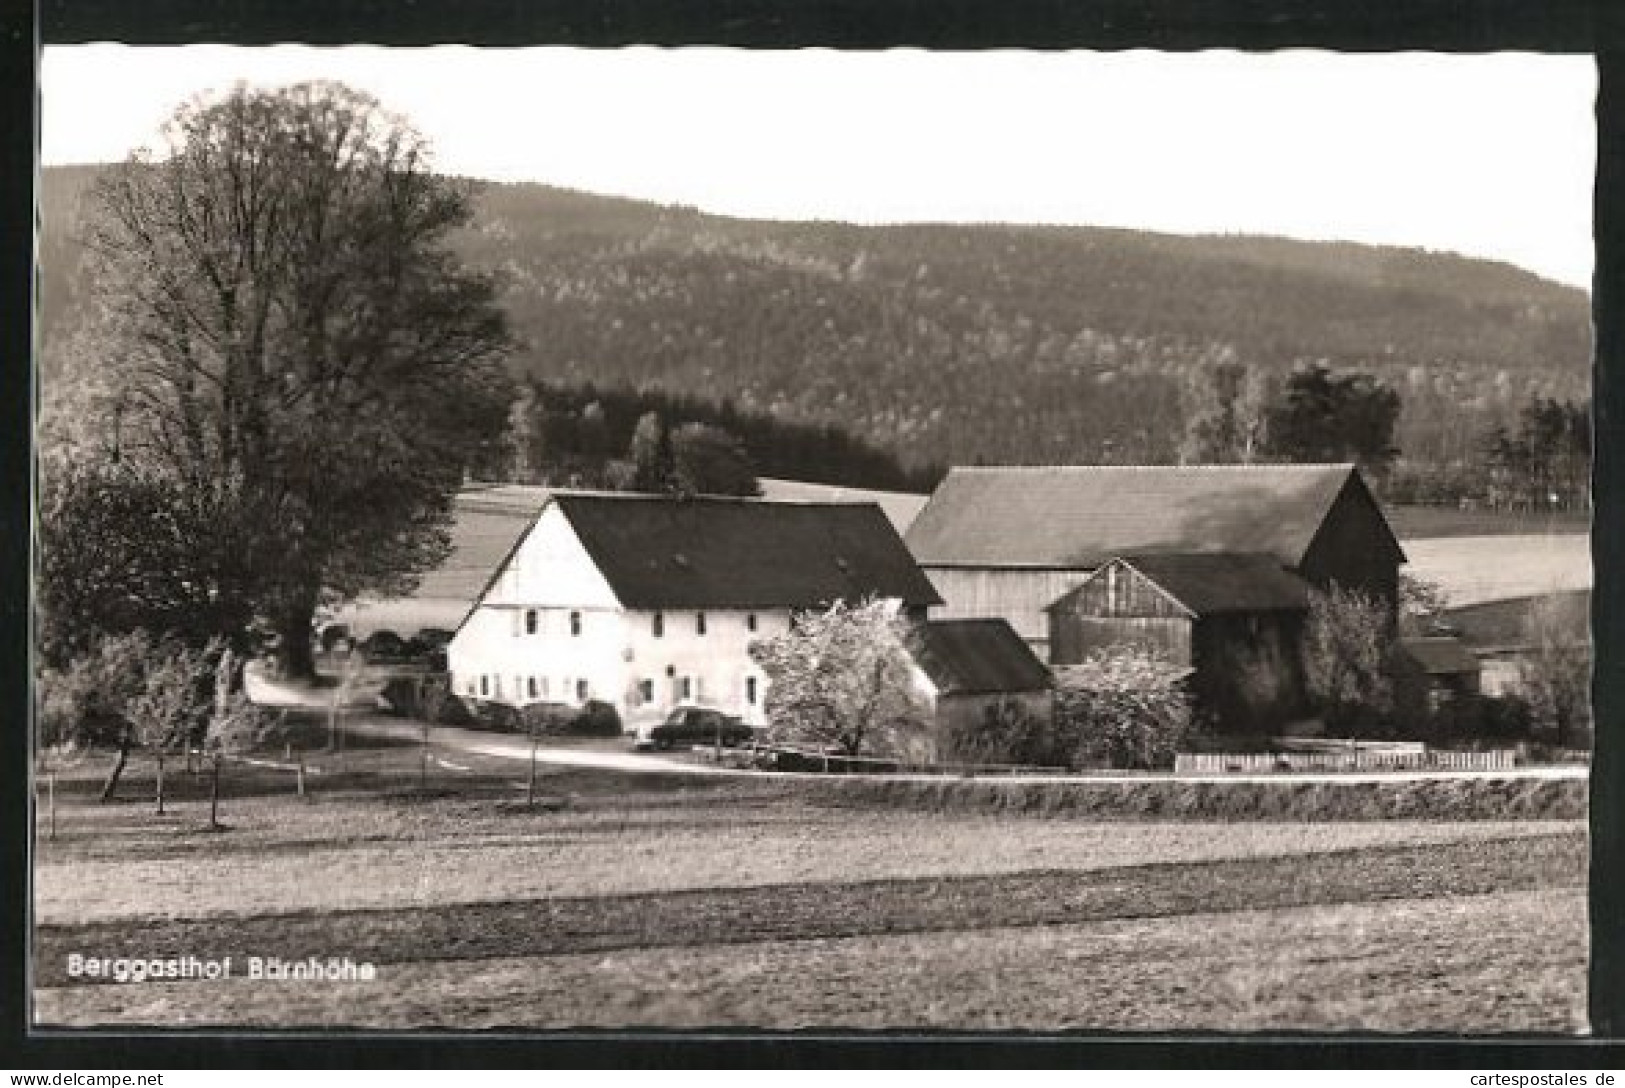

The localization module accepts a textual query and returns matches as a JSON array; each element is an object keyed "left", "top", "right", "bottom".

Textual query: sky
[{"left": 39, "top": 45, "right": 1598, "bottom": 289}]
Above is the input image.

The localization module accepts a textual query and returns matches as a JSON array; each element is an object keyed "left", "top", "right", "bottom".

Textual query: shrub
[
  {"left": 939, "top": 696, "right": 1061, "bottom": 767},
  {"left": 1303, "top": 584, "right": 1402, "bottom": 738},
  {"left": 519, "top": 699, "right": 623, "bottom": 738},
  {"left": 361, "top": 630, "right": 406, "bottom": 659},
  {"left": 470, "top": 700, "right": 524, "bottom": 733},
  {"left": 1424, "top": 692, "right": 1534, "bottom": 746},
  {"left": 433, "top": 693, "right": 477, "bottom": 726},
  {"left": 575, "top": 699, "right": 623, "bottom": 737},
  {"left": 1054, "top": 645, "right": 1192, "bottom": 770},
  {"left": 1519, "top": 592, "right": 1592, "bottom": 748}
]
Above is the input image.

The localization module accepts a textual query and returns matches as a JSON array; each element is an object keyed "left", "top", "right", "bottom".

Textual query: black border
[{"left": 9, "top": 0, "right": 1625, "bottom": 1069}]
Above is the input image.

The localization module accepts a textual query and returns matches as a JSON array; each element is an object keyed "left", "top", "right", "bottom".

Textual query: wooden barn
[
  {"left": 1046, "top": 553, "right": 1314, "bottom": 732},
  {"left": 904, "top": 463, "right": 1406, "bottom": 662}
]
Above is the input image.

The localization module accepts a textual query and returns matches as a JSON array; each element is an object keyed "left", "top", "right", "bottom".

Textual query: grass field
[
  {"left": 31, "top": 749, "right": 1589, "bottom": 1033},
  {"left": 1401, "top": 534, "right": 1590, "bottom": 608},
  {"left": 1385, "top": 505, "right": 1589, "bottom": 541}
]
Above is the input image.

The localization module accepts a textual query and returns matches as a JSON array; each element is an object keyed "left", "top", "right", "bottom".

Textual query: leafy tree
[
  {"left": 504, "top": 383, "right": 547, "bottom": 484},
  {"left": 1052, "top": 645, "right": 1192, "bottom": 770},
  {"left": 201, "top": 647, "right": 275, "bottom": 829},
  {"left": 748, "top": 598, "right": 930, "bottom": 759},
  {"left": 1302, "top": 584, "right": 1401, "bottom": 736},
  {"left": 670, "top": 422, "right": 761, "bottom": 497},
  {"left": 1180, "top": 361, "right": 1273, "bottom": 464},
  {"left": 1398, "top": 572, "right": 1451, "bottom": 637},
  {"left": 1263, "top": 363, "right": 1401, "bottom": 471},
  {"left": 1519, "top": 591, "right": 1592, "bottom": 748},
  {"left": 36, "top": 631, "right": 153, "bottom": 800},
  {"left": 72, "top": 82, "right": 513, "bottom": 678},
  {"left": 628, "top": 411, "right": 675, "bottom": 494},
  {"left": 126, "top": 639, "right": 218, "bottom": 815},
  {"left": 37, "top": 460, "right": 256, "bottom": 669},
  {"left": 1485, "top": 397, "right": 1591, "bottom": 512}
]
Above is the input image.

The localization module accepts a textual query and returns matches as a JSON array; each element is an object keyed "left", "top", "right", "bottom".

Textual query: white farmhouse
[{"left": 446, "top": 492, "right": 942, "bottom": 726}]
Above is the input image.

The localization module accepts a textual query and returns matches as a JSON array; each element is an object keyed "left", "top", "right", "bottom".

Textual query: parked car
[{"left": 635, "top": 707, "right": 754, "bottom": 751}]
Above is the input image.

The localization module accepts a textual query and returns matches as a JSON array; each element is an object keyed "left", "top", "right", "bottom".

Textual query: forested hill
[{"left": 39, "top": 166, "right": 1592, "bottom": 471}]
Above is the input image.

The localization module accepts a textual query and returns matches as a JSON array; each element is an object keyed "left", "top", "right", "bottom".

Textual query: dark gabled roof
[
  {"left": 551, "top": 494, "right": 942, "bottom": 611},
  {"left": 907, "top": 619, "right": 1053, "bottom": 696},
  {"left": 1401, "top": 636, "right": 1482, "bottom": 677},
  {"left": 906, "top": 463, "right": 1392, "bottom": 569},
  {"left": 1046, "top": 553, "right": 1313, "bottom": 617}
]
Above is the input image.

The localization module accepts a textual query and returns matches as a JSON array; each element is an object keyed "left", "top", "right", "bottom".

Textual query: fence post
[
  {"left": 527, "top": 726, "right": 538, "bottom": 810},
  {"left": 48, "top": 772, "right": 57, "bottom": 842},
  {"left": 208, "top": 755, "right": 222, "bottom": 830},
  {"left": 296, "top": 752, "right": 306, "bottom": 798}
]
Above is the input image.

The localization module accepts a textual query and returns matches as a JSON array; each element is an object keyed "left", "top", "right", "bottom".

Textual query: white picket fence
[{"left": 1175, "top": 748, "right": 1517, "bottom": 774}]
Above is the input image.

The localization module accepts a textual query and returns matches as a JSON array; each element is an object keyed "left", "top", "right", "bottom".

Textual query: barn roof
[
  {"left": 757, "top": 478, "right": 929, "bottom": 535},
  {"left": 1056, "top": 553, "right": 1315, "bottom": 617},
  {"left": 907, "top": 619, "right": 1054, "bottom": 695},
  {"left": 906, "top": 463, "right": 1382, "bottom": 569},
  {"left": 550, "top": 493, "right": 943, "bottom": 611},
  {"left": 1401, "top": 636, "right": 1482, "bottom": 677}
]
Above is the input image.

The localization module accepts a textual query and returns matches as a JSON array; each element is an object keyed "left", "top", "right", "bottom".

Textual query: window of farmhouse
[
  {"left": 681, "top": 676, "right": 693, "bottom": 700},
  {"left": 653, "top": 611, "right": 664, "bottom": 638},
  {"left": 696, "top": 612, "right": 707, "bottom": 636},
  {"left": 570, "top": 611, "right": 582, "bottom": 637},
  {"left": 746, "top": 613, "right": 757, "bottom": 632},
  {"left": 525, "top": 609, "right": 538, "bottom": 635},
  {"left": 576, "top": 678, "right": 589, "bottom": 702},
  {"left": 639, "top": 679, "right": 654, "bottom": 703},
  {"left": 746, "top": 676, "right": 758, "bottom": 705},
  {"left": 527, "top": 677, "right": 538, "bottom": 699},
  {"left": 480, "top": 675, "right": 489, "bottom": 697}
]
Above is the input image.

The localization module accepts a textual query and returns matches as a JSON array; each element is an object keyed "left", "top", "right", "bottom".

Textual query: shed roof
[
  {"left": 1047, "top": 553, "right": 1313, "bottom": 617},
  {"left": 551, "top": 493, "right": 942, "bottom": 611},
  {"left": 1401, "top": 636, "right": 1483, "bottom": 676},
  {"left": 906, "top": 463, "right": 1388, "bottom": 569},
  {"left": 907, "top": 619, "right": 1054, "bottom": 696}
]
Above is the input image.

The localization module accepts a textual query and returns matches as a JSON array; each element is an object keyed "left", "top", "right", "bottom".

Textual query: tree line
[
  {"left": 493, "top": 378, "right": 943, "bottom": 495},
  {"left": 1179, "top": 360, "right": 1590, "bottom": 512}
]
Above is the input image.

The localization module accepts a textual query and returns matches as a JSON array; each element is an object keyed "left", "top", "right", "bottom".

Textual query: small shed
[
  {"left": 907, "top": 618, "right": 1055, "bottom": 747},
  {"left": 1046, "top": 553, "right": 1313, "bottom": 733},
  {"left": 1398, "top": 635, "right": 1483, "bottom": 709}
]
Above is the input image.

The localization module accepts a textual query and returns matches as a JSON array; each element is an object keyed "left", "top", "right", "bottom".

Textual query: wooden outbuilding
[
  {"left": 1398, "top": 635, "right": 1483, "bottom": 710},
  {"left": 906, "top": 618, "right": 1055, "bottom": 748},
  {"left": 1046, "top": 553, "right": 1314, "bottom": 733}
]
